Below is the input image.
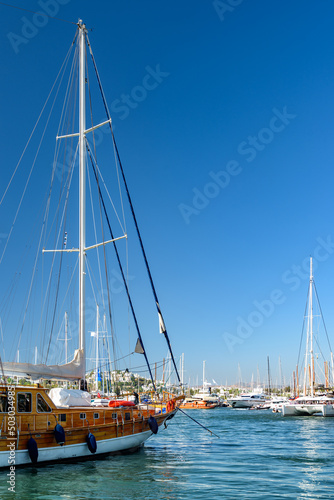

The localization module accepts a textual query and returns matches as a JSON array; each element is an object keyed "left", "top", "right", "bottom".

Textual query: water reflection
[
  {"left": 296, "top": 418, "right": 331, "bottom": 499},
  {"left": 2, "top": 411, "right": 334, "bottom": 499},
  {"left": 10, "top": 440, "right": 182, "bottom": 500}
]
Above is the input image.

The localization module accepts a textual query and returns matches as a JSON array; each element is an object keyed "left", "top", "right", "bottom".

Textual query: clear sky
[{"left": 1, "top": 1, "right": 334, "bottom": 389}]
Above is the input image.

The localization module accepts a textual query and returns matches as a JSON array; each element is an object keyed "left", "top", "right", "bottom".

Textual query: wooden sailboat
[{"left": 0, "top": 20, "right": 183, "bottom": 467}]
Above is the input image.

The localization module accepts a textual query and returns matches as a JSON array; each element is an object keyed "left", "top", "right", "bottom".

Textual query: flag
[
  {"left": 156, "top": 302, "right": 166, "bottom": 334},
  {"left": 134, "top": 338, "right": 145, "bottom": 354}
]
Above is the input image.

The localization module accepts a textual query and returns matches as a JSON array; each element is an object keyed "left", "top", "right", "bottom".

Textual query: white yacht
[
  {"left": 192, "top": 390, "right": 220, "bottom": 404},
  {"left": 269, "top": 396, "right": 289, "bottom": 412},
  {"left": 282, "top": 395, "right": 334, "bottom": 416},
  {"left": 227, "top": 391, "right": 268, "bottom": 408}
]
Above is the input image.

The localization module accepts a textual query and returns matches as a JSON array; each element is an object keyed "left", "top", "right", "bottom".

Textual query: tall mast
[
  {"left": 65, "top": 311, "right": 68, "bottom": 388},
  {"left": 63, "top": 311, "right": 68, "bottom": 363},
  {"left": 181, "top": 353, "right": 184, "bottom": 387},
  {"left": 95, "top": 305, "right": 99, "bottom": 392},
  {"left": 203, "top": 360, "right": 206, "bottom": 392},
  {"left": 309, "top": 257, "right": 314, "bottom": 397},
  {"left": 78, "top": 20, "right": 86, "bottom": 377}
]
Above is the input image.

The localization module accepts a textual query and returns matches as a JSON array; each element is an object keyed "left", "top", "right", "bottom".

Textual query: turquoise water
[{"left": 2, "top": 408, "right": 334, "bottom": 499}]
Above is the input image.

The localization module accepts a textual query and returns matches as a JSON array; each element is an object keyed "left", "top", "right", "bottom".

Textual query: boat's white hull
[
  {"left": 282, "top": 404, "right": 322, "bottom": 416},
  {"left": 0, "top": 429, "right": 152, "bottom": 468},
  {"left": 281, "top": 396, "right": 334, "bottom": 417},
  {"left": 228, "top": 401, "right": 252, "bottom": 408},
  {"left": 322, "top": 404, "right": 334, "bottom": 417},
  {"left": 228, "top": 399, "right": 267, "bottom": 409}
]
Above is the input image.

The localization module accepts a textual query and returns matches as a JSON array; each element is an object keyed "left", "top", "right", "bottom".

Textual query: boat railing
[{"left": 2, "top": 392, "right": 184, "bottom": 437}]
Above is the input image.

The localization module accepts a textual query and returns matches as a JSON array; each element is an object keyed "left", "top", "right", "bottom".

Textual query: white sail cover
[
  {"left": 1, "top": 349, "right": 85, "bottom": 381},
  {"left": 49, "top": 388, "right": 91, "bottom": 407}
]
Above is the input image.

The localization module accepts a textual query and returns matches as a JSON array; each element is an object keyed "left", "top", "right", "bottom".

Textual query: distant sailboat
[{"left": 282, "top": 258, "right": 334, "bottom": 417}]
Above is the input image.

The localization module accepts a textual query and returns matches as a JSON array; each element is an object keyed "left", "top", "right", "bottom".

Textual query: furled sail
[{"left": 1, "top": 349, "right": 85, "bottom": 381}]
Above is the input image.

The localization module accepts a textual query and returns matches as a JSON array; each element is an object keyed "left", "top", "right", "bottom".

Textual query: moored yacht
[
  {"left": 269, "top": 396, "right": 289, "bottom": 412},
  {"left": 180, "top": 387, "right": 220, "bottom": 409},
  {"left": 282, "top": 395, "right": 334, "bottom": 416},
  {"left": 281, "top": 258, "right": 334, "bottom": 418},
  {"left": 180, "top": 397, "right": 218, "bottom": 409},
  {"left": 227, "top": 391, "right": 268, "bottom": 409}
]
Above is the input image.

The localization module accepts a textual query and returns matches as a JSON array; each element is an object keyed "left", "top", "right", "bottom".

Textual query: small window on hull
[
  {"left": 17, "top": 393, "right": 32, "bottom": 413},
  {"left": 37, "top": 393, "right": 52, "bottom": 413},
  {"left": 0, "top": 394, "right": 8, "bottom": 413}
]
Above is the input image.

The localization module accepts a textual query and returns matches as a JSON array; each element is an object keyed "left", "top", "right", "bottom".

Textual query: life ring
[{"left": 166, "top": 402, "right": 171, "bottom": 412}]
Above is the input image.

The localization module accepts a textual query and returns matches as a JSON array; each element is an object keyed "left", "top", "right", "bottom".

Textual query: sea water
[{"left": 2, "top": 408, "right": 334, "bottom": 499}]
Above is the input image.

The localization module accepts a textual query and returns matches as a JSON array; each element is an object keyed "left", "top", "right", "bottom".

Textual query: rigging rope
[
  {"left": 85, "top": 59, "right": 119, "bottom": 376},
  {"left": 0, "top": 37, "right": 75, "bottom": 210},
  {"left": 296, "top": 286, "right": 309, "bottom": 368},
  {"left": 87, "top": 35, "right": 182, "bottom": 386},
  {"left": 296, "top": 274, "right": 333, "bottom": 390},
  {"left": 44, "top": 177, "right": 72, "bottom": 363},
  {"left": 313, "top": 281, "right": 333, "bottom": 353},
  {"left": 85, "top": 140, "right": 157, "bottom": 393},
  {"left": 178, "top": 408, "right": 220, "bottom": 439}
]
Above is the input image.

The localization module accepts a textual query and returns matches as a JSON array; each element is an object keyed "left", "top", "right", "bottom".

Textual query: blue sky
[{"left": 1, "top": 1, "right": 334, "bottom": 388}]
